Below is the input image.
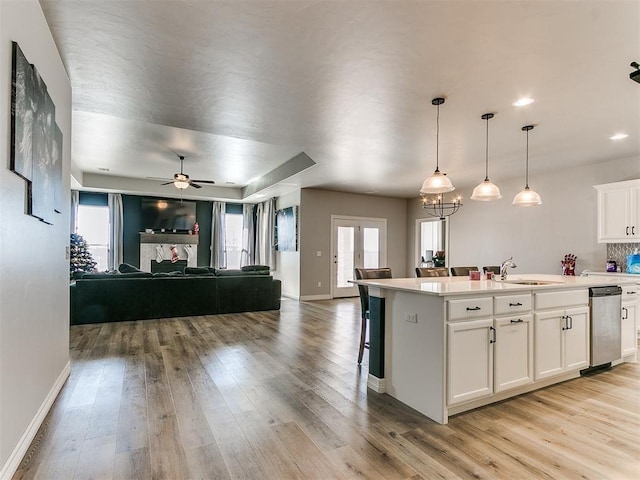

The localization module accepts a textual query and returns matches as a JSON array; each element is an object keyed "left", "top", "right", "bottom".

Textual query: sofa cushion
[
  {"left": 184, "top": 267, "right": 213, "bottom": 275},
  {"left": 153, "top": 271, "right": 183, "bottom": 277},
  {"left": 241, "top": 265, "right": 270, "bottom": 273},
  {"left": 118, "top": 263, "right": 142, "bottom": 273}
]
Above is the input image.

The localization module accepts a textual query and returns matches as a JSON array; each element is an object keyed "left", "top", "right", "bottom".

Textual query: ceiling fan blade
[
  {"left": 189, "top": 182, "right": 203, "bottom": 189},
  {"left": 191, "top": 179, "right": 216, "bottom": 184},
  {"left": 161, "top": 181, "right": 174, "bottom": 186}
]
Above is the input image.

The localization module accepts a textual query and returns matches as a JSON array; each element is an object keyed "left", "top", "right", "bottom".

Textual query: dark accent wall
[
  {"left": 122, "top": 195, "right": 142, "bottom": 267},
  {"left": 79, "top": 191, "right": 107, "bottom": 206},
  {"left": 197, "top": 201, "right": 213, "bottom": 267},
  {"left": 122, "top": 194, "right": 214, "bottom": 268}
]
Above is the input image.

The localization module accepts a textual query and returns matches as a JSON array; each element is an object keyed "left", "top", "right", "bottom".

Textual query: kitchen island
[{"left": 352, "top": 273, "right": 638, "bottom": 424}]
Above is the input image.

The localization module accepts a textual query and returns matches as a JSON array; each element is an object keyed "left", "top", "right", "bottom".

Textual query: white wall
[
  {"left": 406, "top": 156, "right": 640, "bottom": 276},
  {"left": 274, "top": 190, "right": 301, "bottom": 299},
  {"left": 0, "top": 2, "right": 72, "bottom": 477}
]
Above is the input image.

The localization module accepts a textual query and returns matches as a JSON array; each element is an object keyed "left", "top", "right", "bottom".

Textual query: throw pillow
[
  {"left": 241, "top": 265, "right": 270, "bottom": 273},
  {"left": 184, "top": 267, "right": 213, "bottom": 275},
  {"left": 118, "top": 263, "right": 142, "bottom": 273}
]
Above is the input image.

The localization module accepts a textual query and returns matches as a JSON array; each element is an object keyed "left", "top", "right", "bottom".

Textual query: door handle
[
  {"left": 622, "top": 307, "right": 628, "bottom": 320},
  {"left": 633, "top": 226, "right": 636, "bottom": 235},
  {"left": 489, "top": 326, "right": 496, "bottom": 344},
  {"left": 466, "top": 306, "right": 482, "bottom": 311},
  {"left": 561, "top": 315, "right": 567, "bottom": 331},
  {"left": 509, "top": 302, "right": 523, "bottom": 307},
  {"left": 627, "top": 226, "right": 630, "bottom": 235},
  {"left": 567, "top": 315, "right": 573, "bottom": 330},
  {"left": 510, "top": 318, "right": 524, "bottom": 323}
]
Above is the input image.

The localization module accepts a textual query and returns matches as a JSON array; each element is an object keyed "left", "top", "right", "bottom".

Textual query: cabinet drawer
[
  {"left": 447, "top": 297, "right": 493, "bottom": 321},
  {"left": 534, "top": 289, "right": 588, "bottom": 310},
  {"left": 622, "top": 285, "right": 639, "bottom": 301},
  {"left": 494, "top": 294, "right": 532, "bottom": 316}
]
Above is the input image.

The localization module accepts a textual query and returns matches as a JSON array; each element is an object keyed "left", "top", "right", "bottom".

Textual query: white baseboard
[
  {"left": 299, "top": 294, "right": 333, "bottom": 301},
  {"left": 281, "top": 293, "right": 300, "bottom": 301},
  {"left": 0, "top": 361, "right": 71, "bottom": 480},
  {"left": 367, "top": 374, "right": 386, "bottom": 393}
]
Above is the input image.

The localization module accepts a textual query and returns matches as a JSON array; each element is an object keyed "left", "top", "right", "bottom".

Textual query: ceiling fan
[{"left": 151, "top": 154, "right": 216, "bottom": 190}]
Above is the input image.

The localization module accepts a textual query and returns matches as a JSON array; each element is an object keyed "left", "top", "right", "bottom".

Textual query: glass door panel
[{"left": 336, "top": 226, "right": 355, "bottom": 289}]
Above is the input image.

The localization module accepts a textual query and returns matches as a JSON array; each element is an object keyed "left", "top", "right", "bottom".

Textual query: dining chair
[
  {"left": 483, "top": 266, "right": 501, "bottom": 274},
  {"left": 450, "top": 266, "right": 478, "bottom": 276},
  {"left": 415, "top": 267, "right": 450, "bottom": 277},
  {"left": 354, "top": 267, "right": 392, "bottom": 365}
]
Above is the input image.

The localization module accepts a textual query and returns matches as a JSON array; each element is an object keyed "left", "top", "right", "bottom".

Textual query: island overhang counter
[{"left": 351, "top": 274, "right": 638, "bottom": 424}]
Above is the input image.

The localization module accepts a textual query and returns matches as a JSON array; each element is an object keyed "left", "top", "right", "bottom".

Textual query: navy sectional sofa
[{"left": 70, "top": 265, "right": 281, "bottom": 325}]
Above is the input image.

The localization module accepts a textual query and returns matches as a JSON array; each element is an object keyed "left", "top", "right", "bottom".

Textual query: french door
[{"left": 331, "top": 216, "right": 387, "bottom": 298}]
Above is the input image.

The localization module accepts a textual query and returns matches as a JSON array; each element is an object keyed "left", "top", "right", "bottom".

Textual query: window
[
  {"left": 77, "top": 204, "right": 109, "bottom": 271},
  {"left": 225, "top": 213, "right": 243, "bottom": 269}
]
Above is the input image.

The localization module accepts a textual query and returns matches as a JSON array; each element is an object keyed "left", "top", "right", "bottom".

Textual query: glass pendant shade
[
  {"left": 420, "top": 170, "right": 455, "bottom": 194},
  {"left": 470, "top": 179, "right": 502, "bottom": 201},
  {"left": 420, "top": 97, "right": 455, "bottom": 195},
  {"left": 512, "top": 186, "right": 542, "bottom": 206},
  {"left": 471, "top": 112, "right": 501, "bottom": 201},
  {"left": 512, "top": 125, "right": 541, "bottom": 207}
]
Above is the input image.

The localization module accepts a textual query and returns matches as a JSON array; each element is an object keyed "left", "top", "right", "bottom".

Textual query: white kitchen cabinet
[
  {"left": 621, "top": 285, "right": 638, "bottom": 357},
  {"left": 494, "top": 315, "right": 533, "bottom": 392},
  {"left": 534, "top": 306, "right": 589, "bottom": 380},
  {"left": 447, "top": 318, "right": 493, "bottom": 405},
  {"left": 594, "top": 179, "right": 640, "bottom": 243}
]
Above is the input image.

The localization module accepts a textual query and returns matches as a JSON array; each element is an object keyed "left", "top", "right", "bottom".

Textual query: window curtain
[
  {"left": 70, "top": 190, "right": 79, "bottom": 233},
  {"left": 255, "top": 198, "right": 276, "bottom": 268},
  {"left": 240, "top": 203, "right": 255, "bottom": 267},
  {"left": 107, "top": 193, "right": 124, "bottom": 270},
  {"left": 211, "top": 201, "right": 226, "bottom": 268}
]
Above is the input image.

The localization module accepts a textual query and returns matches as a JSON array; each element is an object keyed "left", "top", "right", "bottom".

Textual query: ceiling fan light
[
  {"left": 512, "top": 186, "right": 542, "bottom": 206},
  {"left": 470, "top": 179, "right": 502, "bottom": 201},
  {"left": 174, "top": 180, "right": 190, "bottom": 189},
  {"left": 420, "top": 170, "right": 455, "bottom": 194}
]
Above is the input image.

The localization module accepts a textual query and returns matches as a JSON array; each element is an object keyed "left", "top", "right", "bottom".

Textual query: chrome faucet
[{"left": 500, "top": 257, "right": 517, "bottom": 280}]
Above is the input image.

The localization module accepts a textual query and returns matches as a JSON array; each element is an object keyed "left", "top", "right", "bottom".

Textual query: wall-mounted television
[{"left": 141, "top": 198, "right": 196, "bottom": 232}]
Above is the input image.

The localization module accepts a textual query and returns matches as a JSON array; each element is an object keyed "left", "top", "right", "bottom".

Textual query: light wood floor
[{"left": 14, "top": 298, "right": 640, "bottom": 479}]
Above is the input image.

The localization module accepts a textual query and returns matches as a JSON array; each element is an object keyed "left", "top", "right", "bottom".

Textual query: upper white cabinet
[{"left": 594, "top": 179, "right": 640, "bottom": 243}]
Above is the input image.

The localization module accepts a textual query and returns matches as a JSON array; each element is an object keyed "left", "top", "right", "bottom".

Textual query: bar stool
[{"left": 354, "top": 267, "right": 392, "bottom": 365}]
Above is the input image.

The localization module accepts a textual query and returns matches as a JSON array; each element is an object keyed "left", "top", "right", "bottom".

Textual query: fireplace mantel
[{"left": 139, "top": 233, "right": 199, "bottom": 244}]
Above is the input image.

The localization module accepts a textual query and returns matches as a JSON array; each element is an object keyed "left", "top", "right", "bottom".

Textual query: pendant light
[
  {"left": 420, "top": 97, "right": 455, "bottom": 194},
  {"left": 512, "top": 125, "right": 542, "bottom": 206},
  {"left": 471, "top": 113, "right": 502, "bottom": 201}
]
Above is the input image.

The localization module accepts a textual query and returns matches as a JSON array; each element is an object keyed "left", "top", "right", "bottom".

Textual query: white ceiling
[{"left": 40, "top": 0, "right": 640, "bottom": 202}]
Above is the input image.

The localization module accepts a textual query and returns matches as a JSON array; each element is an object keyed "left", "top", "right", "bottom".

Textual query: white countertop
[{"left": 352, "top": 273, "right": 638, "bottom": 297}]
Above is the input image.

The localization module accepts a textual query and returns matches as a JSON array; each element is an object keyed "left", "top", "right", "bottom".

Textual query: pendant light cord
[
  {"left": 525, "top": 129, "right": 529, "bottom": 188},
  {"left": 484, "top": 116, "right": 489, "bottom": 181},
  {"left": 435, "top": 103, "right": 440, "bottom": 172}
]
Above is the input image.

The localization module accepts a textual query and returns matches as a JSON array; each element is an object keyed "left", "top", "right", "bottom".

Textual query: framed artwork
[
  {"left": 10, "top": 41, "right": 63, "bottom": 224},
  {"left": 10, "top": 42, "right": 34, "bottom": 181},
  {"left": 275, "top": 206, "right": 298, "bottom": 252}
]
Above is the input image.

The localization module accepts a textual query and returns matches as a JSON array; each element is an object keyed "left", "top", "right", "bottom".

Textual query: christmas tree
[{"left": 70, "top": 233, "right": 97, "bottom": 279}]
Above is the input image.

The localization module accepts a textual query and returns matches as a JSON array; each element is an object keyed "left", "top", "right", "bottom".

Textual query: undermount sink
[{"left": 502, "top": 280, "right": 562, "bottom": 285}]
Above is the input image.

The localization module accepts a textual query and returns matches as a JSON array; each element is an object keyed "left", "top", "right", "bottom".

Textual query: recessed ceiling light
[
  {"left": 513, "top": 97, "right": 535, "bottom": 107},
  {"left": 98, "top": 167, "right": 110, "bottom": 172},
  {"left": 610, "top": 133, "right": 629, "bottom": 140},
  {"left": 225, "top": 181, "right": 235, "bottom": 185}
]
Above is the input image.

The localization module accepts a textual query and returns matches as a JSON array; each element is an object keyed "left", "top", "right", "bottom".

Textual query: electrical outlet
[
  {"left": 316, "top": 251, "right": 322, "bottom": 257},
  {"left": 406, "top": 313, "right": 418, "bottom": 323},
  {"left": 317, "top": 282, "right": 322, "bottom": 287}
]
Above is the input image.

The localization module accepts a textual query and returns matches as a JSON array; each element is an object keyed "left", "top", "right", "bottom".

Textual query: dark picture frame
[
  {"left": 275, "top": 206, "right": 298, "bottom": 252},
  {"left": 10, "top": 41, "right": 63, "bottom": 224}
]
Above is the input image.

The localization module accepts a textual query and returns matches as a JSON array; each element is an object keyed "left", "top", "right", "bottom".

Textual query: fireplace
[
  {"left": 139, "top": 233, "right": 198, "bottom": 272},
  {"left": 151, "top": 260, "right": 187, "bottom": 273}
]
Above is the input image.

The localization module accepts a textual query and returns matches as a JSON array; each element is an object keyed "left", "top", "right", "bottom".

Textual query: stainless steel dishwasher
[{"left": 588, "top": 286, "right": 622, "bottom": 368}]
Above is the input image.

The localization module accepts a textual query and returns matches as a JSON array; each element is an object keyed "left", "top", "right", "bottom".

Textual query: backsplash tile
[{"left": 607, "top": 243, "right": 640, "bottom": 272}]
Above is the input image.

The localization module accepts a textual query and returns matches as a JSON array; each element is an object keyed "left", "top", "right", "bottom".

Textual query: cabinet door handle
[
  {"left": 627, "top": 226, "right": 630, "bottom": 235},
  {"left": 561, "top": 315, "right": 567, "bottom": 331},
  {"left": 633, "top": 226, "right": 636, "bottom": 235},
  {"left": 489, "top": 326, "right": 496, "bottom": 344},
  {"left": 509, "top": 302, "right": 523, "bottom": 307},
  {"left": 466, "top": 306, "right": 481, "bottom": 311},
  {"left": 628, "top": 291, "right": 637, "bottom": 295},
  {"left": 622, "top": 307, "right": 628, "bottom": 320},
  {"left": 567, "top": 315, "right": 573, "bottom": 330},
  {"left": 510, "top": 318, "right": 524, "bottom": 323}
]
